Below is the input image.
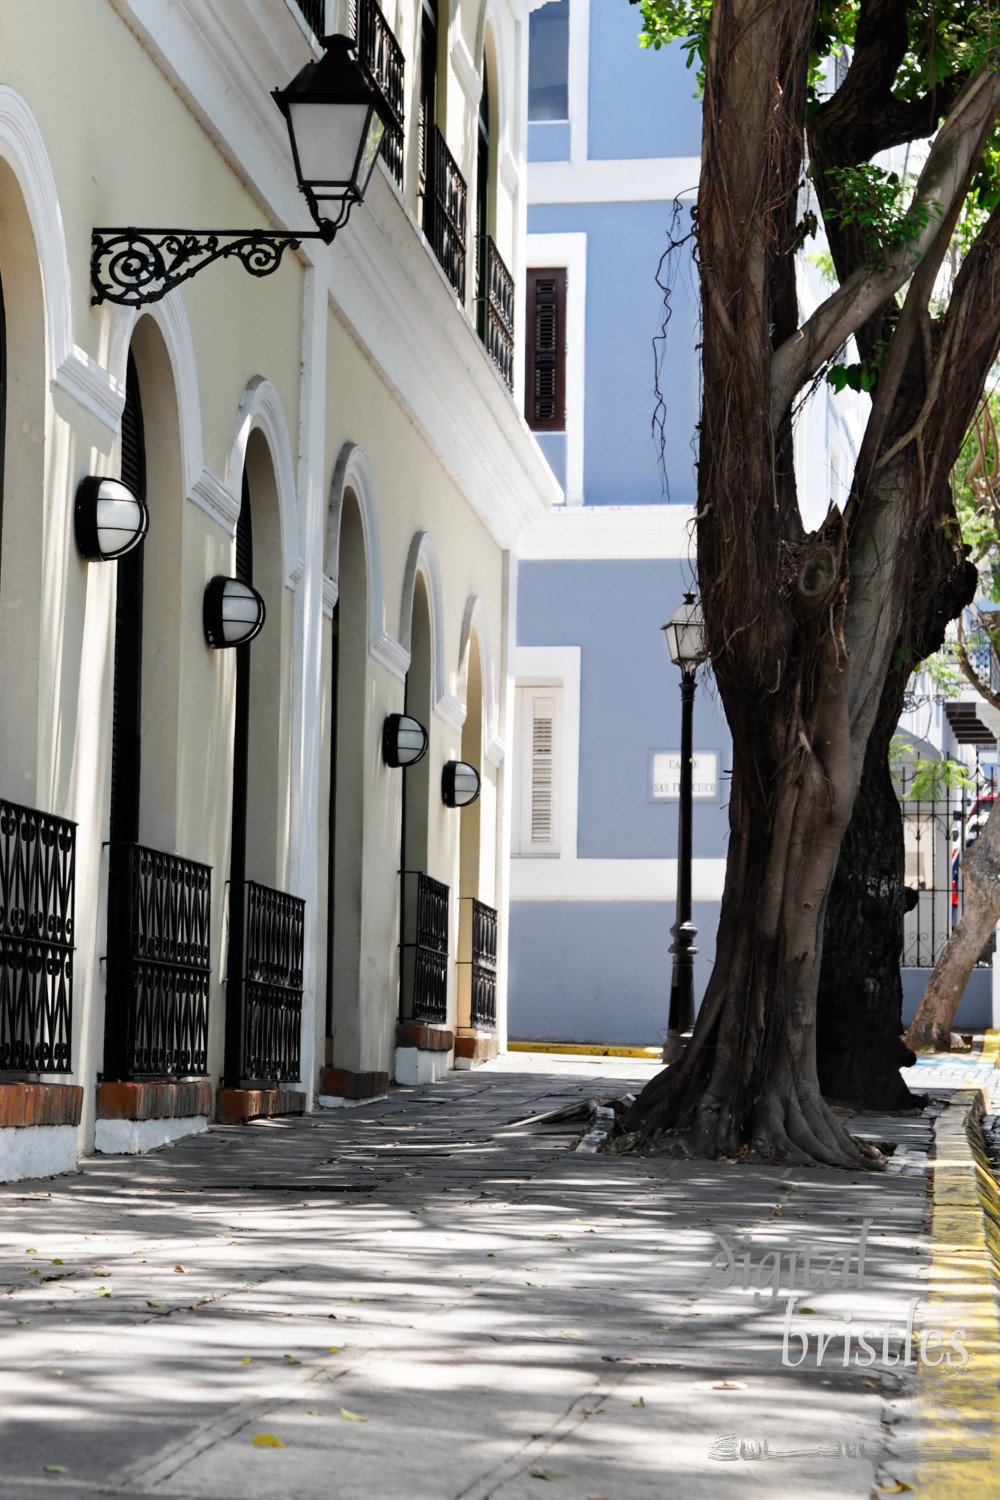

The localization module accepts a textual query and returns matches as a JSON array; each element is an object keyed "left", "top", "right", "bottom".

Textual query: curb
[
  {"left": 507, "top": 1040, "right": 662, "bottom": 1060},
  {"left": 918, "top": 1087, "right": 1000, "bottom": 1493}
]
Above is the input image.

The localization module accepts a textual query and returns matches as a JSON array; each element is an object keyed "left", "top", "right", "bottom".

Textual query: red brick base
[
  {"left": 97, "top": 1080, "right": 213, "bottom": 1122},
  {"left": 395, "top": 1022, "right": 455, "bottom": 1053},
  {"left": 0, "top": 1083, "right": 83, "bottom": 1129},
  {"left": 215, "top": 1087, "right": 306, "bottom": 1124},
  {"left": 319, "top": 1067, "right": 390, "bottom": 1100},
  {"left": 455, "top": 1030, "right": 499, "bottom": 1066}
]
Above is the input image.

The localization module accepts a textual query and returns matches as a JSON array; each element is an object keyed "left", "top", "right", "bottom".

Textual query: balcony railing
[
  {"left": 424, "top": 125, "right": 467, "bottom": 298},
  {"left": 465, "top": 897, "right": 497, "bottom": 1030},
  {"left": 105, "top": 843, "right": 211, "bottom": 1079},
  {"left": 401, "top": 871, "right": 449, "bottom": 1023},
  {"left": 0, "top": 798, "right": 75, "bottom": 1075},
  {"left": 477, "top": 236, "right": 515, "bottom": 392},
  {"left": 356, "top": 0, "right": 405, "bottom": 188},
  {"left": 241, "top": 881, "right": 305, "bottom": 1084},
  {"left": 292, "top": 0, "right": 326, "bottom": 36}
]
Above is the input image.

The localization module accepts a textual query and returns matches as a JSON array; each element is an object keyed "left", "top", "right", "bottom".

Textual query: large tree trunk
[
  {"left": 622, "top": 1, "right": 1000, "bottom": 1165},
  {"left": 905, "top": 798, "right": 1000, "bottom": 1050},
  {"left": 816, "top": 684, "right": 916, "bottom": 1108}
]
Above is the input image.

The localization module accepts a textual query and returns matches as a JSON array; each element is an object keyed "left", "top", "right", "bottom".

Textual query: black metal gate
[
  {"left": 401, "top": 871, "right": 449, "bottom": 1022},
  {"left": 898, "top": 767, "right": 997, "bottom": 968},
  {"left": 239, "top": 881, "right": 305, "bottom": 1085}
]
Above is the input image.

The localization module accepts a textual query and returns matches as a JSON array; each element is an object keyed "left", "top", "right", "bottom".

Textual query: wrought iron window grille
[
  {"left": 238, "top": 881, "right": 306, "bottom": 1085},
  {"left": 0, "top": 799, "right": 75, "bottom": 1077},
  {"left": 423, "top": 125, "right": 467, "bottom": 298},
  {"left": 400, "top": 870, "right": 449, "bottom": 1023},
  {"left": 104, "top": 842, "right": 211, "bottom": 1080},
  {"left": 457, "top": 896, "right": 497, "bottom": 1031},
  {"left": 476, "top": 236, "right": 515, "bottom": 391},
  {"left": 355, "top": 0, "right": 405, "bottom": 188}
]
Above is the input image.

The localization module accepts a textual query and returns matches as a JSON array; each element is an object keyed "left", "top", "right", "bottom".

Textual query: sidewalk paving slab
[{"left": 0, "top": 1053, "right": 987, "bottom": 1499}]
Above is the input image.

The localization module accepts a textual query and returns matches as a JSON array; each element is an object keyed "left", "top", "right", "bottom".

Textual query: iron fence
[
  {"left": 292, "top": 0, "right": 327, "bottom": 37},
  {"left": 898, "top": 767, "right": 997, "bottom": 969},
  {"left": 0, "top": 798, "right": 75, "bottom": 1075},
  {"left": 356, "top": 0, "right": 405, "bottom": 187},
  {"left": 424, "top": 125, "right": 467, "bottom": 298},
  {"left": 241, "top": 881, "right": 305, "bottom": 1083},
  {"left": 105, "top": 843, "right": 211, "bottom": 1079}
]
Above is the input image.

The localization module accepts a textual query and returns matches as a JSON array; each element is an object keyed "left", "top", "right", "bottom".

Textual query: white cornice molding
[
  {"left": 371, "top": 631, "right": 410, "bottom": 681},
  {"left": 452, "top": 33, "right": 482, "bottom": 107},
  {"left": 518, "top": 504, "right": 697, "bottom": 561},
  {"left": 191, "top": 470, "right": 241, "bottom": 531},
  {"left": 53, "top": 347, "right": 123, "bottom": 436},
  {"left": 435, "top": 692, "right": 467, "bottom": 731},
  {"left": 529, "top": 157, "right": 701, "bottom": 206},
  {"left": 108, "top": 0, "right": 560, "bottom": 547}
]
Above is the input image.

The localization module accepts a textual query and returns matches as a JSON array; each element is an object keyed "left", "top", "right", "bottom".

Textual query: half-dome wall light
[
  {"left": 75, "top": 475, "right": 149, "bottom": 561},
  {"left": 203, "top": 576, "right": 267, "bottom": 649}
]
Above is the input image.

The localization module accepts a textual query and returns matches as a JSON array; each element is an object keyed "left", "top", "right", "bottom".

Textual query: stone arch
[
  {"left": 458, "top": 594, "right": 503, "bottom": 765},
  {"left": 399, "top": 530, "right": 447, "bottom": 712},
  {"left": 227, "top": 377, "right": 301, "bottom": 587},
  {"left": 325, "top": 440, "right": 386, "bottom": 658}
]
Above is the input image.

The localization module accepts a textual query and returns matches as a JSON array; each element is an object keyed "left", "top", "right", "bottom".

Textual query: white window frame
[
  {"left": 512, "top": 646, "right": 580, "bottom": 858},
  {"left": 526, "top": 233, "right": 586, "bottom": 505}
]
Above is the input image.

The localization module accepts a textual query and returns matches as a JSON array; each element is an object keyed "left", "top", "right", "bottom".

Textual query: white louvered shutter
[{"left": 514, "top": 685, "right": 561, "bottom": 855}]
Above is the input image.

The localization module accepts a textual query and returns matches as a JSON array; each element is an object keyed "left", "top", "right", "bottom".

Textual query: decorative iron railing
[
  {"left": 241, "top": 881, "right": 305, "bottom": 1083},
  {"left": 424, "top": 125, "right": 467, "bottom": 298},
  {"left": 477, "top": 236, "right": 515, "bottom": 391},
  {"left": 401, "top": 871, "right": 449, "bottom": 1023},
  {"left": 292, "top": 0, "right": 327, "bottom": 36},
  {"left": 356, "top": 0, "right": 405, "bottom": 188},
  {"left": 105, "top": 843, "right": 211, "bottom": 1079},
  {"left": 897, "top": 768, "right": 997, "bottom": 969},
  {"left": 469, "top": 898, "right": 497, "bottom": 1030},
  {"left": 0, "top": 799, "right": 75, "bottom": 1075}
]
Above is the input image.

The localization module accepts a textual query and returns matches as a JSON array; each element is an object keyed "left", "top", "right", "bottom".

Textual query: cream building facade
[{"left": 0, "top": 0, "right": 558, "bottom": 1180}]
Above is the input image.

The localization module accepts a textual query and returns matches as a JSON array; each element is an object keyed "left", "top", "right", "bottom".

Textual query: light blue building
[{"left": 507, "top": 0, "right": 731, "bottom": 1048}]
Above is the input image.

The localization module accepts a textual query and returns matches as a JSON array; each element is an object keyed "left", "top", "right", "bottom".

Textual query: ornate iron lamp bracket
[{"left": 90, "top": 215, "right": 346, "bottom": 307}]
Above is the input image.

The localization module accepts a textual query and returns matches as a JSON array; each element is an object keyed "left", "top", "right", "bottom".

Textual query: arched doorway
[
  {"left": 325, "top": 488, "right": 369, "bottom": 1066},
  {"left": 457, "top": 628, "right": 497, "bottom": 1038},
  {"left": 399, "top": 572, "right": 447, "bottom": 1024},
  {"left": 223, "top": 432, "right": 303, "bottom": 1091}
]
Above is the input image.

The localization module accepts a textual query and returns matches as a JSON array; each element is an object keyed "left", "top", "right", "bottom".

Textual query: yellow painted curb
[
  {"left": 506, "top": 1040, "right": 662, "bottom": 1060},
  {"left": 980, "top": 1030, "right": 1000, "bottom": 1068},
  {"left": 919, "top": 1088, "right": 1000, "bottom": 1493}
]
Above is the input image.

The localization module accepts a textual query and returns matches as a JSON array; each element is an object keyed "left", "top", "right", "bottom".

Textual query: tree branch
[{"left": 770, "top": 67, "right": 1000, "bottom": 429}]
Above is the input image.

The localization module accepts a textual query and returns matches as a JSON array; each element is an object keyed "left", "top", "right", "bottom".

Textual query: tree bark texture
[
  {"left": 905, "top": 798, "right": 1000, "bottom": 1051},
  {"left": 624, "top": 1, "right": 1000, "bottom": 1164}
]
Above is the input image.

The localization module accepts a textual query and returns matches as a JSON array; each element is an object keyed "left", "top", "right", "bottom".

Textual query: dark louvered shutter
[
  {"left": 109, "top": 353, "right": 146, "bottom": 844},
  {"left": 525, "top": 268, "right": 566, "bottom": 431},
  {"left": 235, "top": 470, "right": 253, "bottom": 584}
]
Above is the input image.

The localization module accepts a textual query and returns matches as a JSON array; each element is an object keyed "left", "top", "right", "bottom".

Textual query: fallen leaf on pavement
[
  {"left": 284, "top": 1354, "right": 301, "bottom": 1364},
  {"left": 251, "top": 1434, "right": 285, "bottom": 1448},
  {"left": 529, "top": 1470, "right": 568, "bottom": 1481},
  {"left": 174, "top": 1265, "right": 186, "bottom": 1273},
  {"left": 339, "top": 1408, "right": 369, "bottom": 1421},
  {"left": 631, "top": 1397, "right": 645, "bottom": 1408},
  {"left": 42, "top": 1465, "right": 68, "bottom": 1473},
  {"left": 146, "top": 1302, "right": 164, "bottom": 1309}
]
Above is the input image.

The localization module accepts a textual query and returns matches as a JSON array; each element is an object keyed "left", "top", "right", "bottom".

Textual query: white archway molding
[
  {"left": 226, "top": 376, "right": 303, "bottom": 587},
  {"left": 105, "top": 296, "right": 237, "bottom": 530},
  {"left": 399, "top": 530, "right": 465, "bottom": 728},
  {"left": 324, "top": 440, "right": 407, "bottom": 677},
  {"left": 0, "top": 85, "right": 120, "bottom": 438},
  {"left": 475, "top": 3, "right": 513, "bottom": 175},
  {"left": 459, "top": 595, "right": 504, "bottom": 767}
]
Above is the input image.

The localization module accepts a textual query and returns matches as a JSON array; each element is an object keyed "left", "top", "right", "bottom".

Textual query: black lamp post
[
  {"left": 91, "top": 35, "right": 391, "bottom": 306},
  {"left": 661, "top": 590, "right": 708, "bottom": 1064}
]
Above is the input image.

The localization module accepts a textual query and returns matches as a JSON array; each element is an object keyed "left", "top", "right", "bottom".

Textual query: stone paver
[{"left": 0, "top": 1056, "right": 945, "bottom": 1498}]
